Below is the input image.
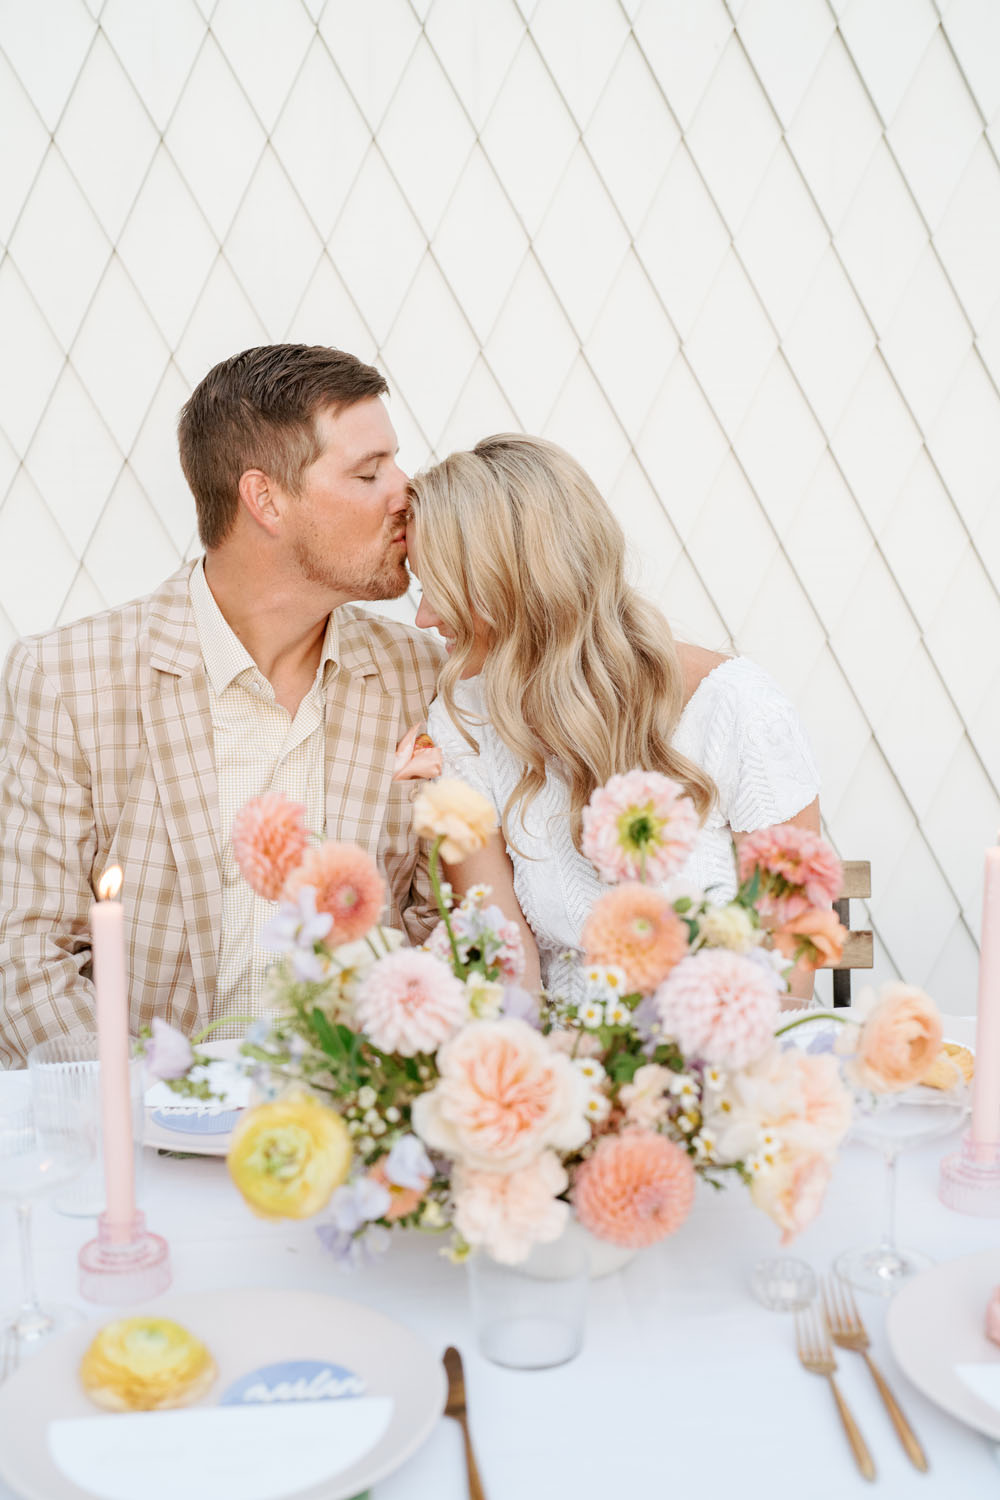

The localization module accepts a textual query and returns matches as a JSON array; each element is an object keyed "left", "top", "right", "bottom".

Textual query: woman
[{"left": 407, "top": 434, "right": 822, "bottom": 1004}]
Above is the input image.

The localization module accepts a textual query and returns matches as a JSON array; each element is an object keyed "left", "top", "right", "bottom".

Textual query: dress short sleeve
[
  {"left": 679, "top": 659, "right": 821, "bottom": 833},
  {"left": 426, "top": 685, "right": 496, "bottom": 807}
]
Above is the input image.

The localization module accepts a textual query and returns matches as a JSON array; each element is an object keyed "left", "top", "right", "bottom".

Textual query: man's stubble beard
[{"left": 292, "top": 535, "right": 410, "bottom": 603}]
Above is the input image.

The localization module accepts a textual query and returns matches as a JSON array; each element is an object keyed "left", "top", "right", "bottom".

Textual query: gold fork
[
  {"left": 822, "top": 1276, "right": 928, "bottom": 1472},
  {"left": 795, "top": 1304, "right": 877, "bottom": 1482}
]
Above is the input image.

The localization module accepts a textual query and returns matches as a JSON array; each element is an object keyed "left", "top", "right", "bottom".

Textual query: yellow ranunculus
[
  {"left": 80, "top": 1317, "right": 216, "bottom": 1411},
  {"left": 412, "top": 778, "right": 498, "bottom": 863},
  {"left": 227, "top": 1090, "right": 352, "bottom": 1220}
]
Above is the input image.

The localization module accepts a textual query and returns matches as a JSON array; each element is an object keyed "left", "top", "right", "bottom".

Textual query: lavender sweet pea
[
  {"left": 260, "top": 886, "right": 333, "bottom": 982},
  {"left": 144, "top": 1017, "right": 195, "bottom": 1081}
]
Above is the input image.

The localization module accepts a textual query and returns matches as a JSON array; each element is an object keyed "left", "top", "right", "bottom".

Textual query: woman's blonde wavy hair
[{"left": 409, "top": 434, "right": 716, "bottom": 853}]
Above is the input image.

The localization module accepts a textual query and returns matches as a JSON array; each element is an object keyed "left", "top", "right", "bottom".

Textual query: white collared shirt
[{"left": 189, "top": 559, "right": 336, "bottom": 1026}]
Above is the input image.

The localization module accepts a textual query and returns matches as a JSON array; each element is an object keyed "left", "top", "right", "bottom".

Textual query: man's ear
[{"left": 238, "top": 469, "right": 281, "bottom": 535}]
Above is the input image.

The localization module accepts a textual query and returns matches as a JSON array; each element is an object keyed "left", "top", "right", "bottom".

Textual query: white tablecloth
[{"left": 2, "top": 1018, "right": 997, "bottom": 1500}]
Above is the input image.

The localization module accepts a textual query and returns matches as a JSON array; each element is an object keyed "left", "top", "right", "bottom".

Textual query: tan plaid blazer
[{"left": 0, "top": 563, "right": 444, "bottom": 1067}]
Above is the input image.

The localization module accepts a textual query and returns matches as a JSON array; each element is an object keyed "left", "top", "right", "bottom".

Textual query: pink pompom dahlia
[
  {"left": 654, "top": 950, "right": 780, "bottom": 1069},
  {"left": 283, "top": 842, "right": 385, "bottom": 943},
  {"left": 573, "top": 1130, "right": 696, "bottom": 1248},
  {"left": 737, "top": 825, "right": 841, "bottom": 924},
  {"left": 581, "top": 884, "right": 688, "bottom": 995},
  {"left": 232, "top": 791, "right": 308, "bottom": 900},
  {"left": 355, "top": 949, "right": 467, "bottom": 1056},
  {"left": 582, "top": 769, "right": 699, "bottom": 885}
]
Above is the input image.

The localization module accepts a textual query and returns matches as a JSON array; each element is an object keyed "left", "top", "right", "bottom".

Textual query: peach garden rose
[
  {"left": 849, "top": 983, "right": 944, "bottom": 1094},
  {"left": 411, "top": 1018, "right": 590, "bottom": 1173}
]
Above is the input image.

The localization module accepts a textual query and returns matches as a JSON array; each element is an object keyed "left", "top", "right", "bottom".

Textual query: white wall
[{"left": 2, "top": 0, "right": 999, "bottom": 1011}]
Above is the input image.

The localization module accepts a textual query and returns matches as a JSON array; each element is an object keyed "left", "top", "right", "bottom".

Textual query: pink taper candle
[
  {"left": 91, "top": 867, "right": 136, "bottom": 1242},
  {"left": 971, "top": 837, "right": 1000, "bottom": 1161}
]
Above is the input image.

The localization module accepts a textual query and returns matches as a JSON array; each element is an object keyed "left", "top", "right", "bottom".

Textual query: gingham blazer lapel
[
  {"left": 140, "top": 574, "right": 222, "bottom": 1027},
  {"left": 323, "top": 616, "right": 400, "bottom": 855}
]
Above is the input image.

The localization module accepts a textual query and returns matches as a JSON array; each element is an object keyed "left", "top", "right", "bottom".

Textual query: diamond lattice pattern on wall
[{"left": 1, "top": 0, "right": 999, "bottom": 1011}]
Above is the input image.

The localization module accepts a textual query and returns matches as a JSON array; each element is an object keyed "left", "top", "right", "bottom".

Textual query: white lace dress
[{"left": 426, "top": 658, "right": 821, "bottom": 1000}]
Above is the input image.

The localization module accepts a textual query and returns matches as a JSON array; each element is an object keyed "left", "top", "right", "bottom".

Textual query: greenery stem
[
  {"left": 191, "top": 1014, "right": 256, "bottom": 1046},
  {"left": 773, "top": 1009, "right": 851, "bottom": 1039},
  {"left": 429, "top": 838, "right": 463, "bottom": 975}
]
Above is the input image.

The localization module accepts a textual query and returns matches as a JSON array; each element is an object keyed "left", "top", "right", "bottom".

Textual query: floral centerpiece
[{"left": 147, "top": 763, "right": 946, "bottom": 1267}]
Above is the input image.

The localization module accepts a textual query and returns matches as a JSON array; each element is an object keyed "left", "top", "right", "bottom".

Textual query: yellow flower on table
[{"left": 227, "top": 1090, "right": 352, "bottom": 1220}]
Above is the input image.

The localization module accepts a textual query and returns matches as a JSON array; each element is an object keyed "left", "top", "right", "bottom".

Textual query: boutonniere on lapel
[{"left": 392, "top": 725, "right": 443, "bottom": 782}]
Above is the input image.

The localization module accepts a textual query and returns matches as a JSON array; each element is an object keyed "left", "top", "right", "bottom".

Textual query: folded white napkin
[{"left": 48, "top": 1398, "right": 392, "bottom": 1500}]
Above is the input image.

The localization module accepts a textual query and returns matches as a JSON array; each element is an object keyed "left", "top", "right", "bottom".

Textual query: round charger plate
[
  {"left": 143, "top": 1040, "right": 247, "bottom": 1157},
  {"left": 885, "top": 1248, "right": 1000, "bottom": 1440},
  {"left": 0, "top": 1287, "right": 446, "bottom": 1500}
]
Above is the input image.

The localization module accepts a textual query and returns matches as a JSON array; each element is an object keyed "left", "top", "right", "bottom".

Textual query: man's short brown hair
[{"left": 178, "top": 344, "right": 389, "bottom": 549}]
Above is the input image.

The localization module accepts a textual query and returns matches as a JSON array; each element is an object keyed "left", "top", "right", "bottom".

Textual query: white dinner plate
[
  {"left": 0, "top": 1287, "right": 447, "bottom": 1500},
  {"left": 143, "top": 1040, "right": 248, "bottom": 1157},
  {"left": 886, "top": 1248, "right": 1000, "bottom": 1440}
]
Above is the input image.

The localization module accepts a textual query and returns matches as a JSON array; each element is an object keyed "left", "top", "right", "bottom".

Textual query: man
[{"left": 0, "top": 344, "right": 444, "bottom": 1066}]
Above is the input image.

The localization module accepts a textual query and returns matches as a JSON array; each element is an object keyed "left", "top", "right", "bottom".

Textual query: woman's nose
[{"left": 415, "top": 597, "right": 439, "bottom": 630}]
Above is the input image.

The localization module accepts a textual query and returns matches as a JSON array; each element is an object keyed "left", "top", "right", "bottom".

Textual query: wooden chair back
[{"left": 824, "top": 860, "right": 873, "bottom": 1006}]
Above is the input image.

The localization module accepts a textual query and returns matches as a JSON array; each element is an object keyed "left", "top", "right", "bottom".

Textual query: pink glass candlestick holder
[
  {"left": 939, "top": 1131, "right": 1000, "bottom": 1216},
  {"left": 78, "top": 1210, "right": 172, "bottom": 1304}
]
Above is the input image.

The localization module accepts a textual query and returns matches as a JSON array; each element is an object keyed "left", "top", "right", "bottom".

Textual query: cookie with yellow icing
[
  {"left": 80, "top": 1317, "right": 216, "bottom": 1411},
  {"left": 921, "top": 1041, "right": 974, "bottom": 1091}
]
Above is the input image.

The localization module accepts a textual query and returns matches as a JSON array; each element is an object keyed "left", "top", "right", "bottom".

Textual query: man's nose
[{"left": 386, "top": 465, "right": 411, "bottom": 512}]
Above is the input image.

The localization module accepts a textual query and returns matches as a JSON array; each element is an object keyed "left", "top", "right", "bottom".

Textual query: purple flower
[
  {"left": 316, "top": 1221, "right": 391, "bottom": 1270},
  {"left": 385, "top": 1134, "right": 434, "bottom": 1190},
  {"left": 144, "top": 1018, "right": 194, "bottom": 1080},
  {"left": 500, "top": 984, "right": 540, "bottom": 1027},
  {"left": 260, "top": 886, "right": 333, "bottom": 977},
  {"left": 327, "top": 1176, "right": 391, "bottom": 1234}
]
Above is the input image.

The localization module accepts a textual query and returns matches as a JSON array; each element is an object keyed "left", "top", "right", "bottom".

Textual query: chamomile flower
[
  {"left": 693, "top": 1129, "right": 718, "bottom": 1162},
  {"left": 580, "top": 999, "right": 605, "bottom": 1030},
  {"left": 676, "top": 1111, "right": 699, "bottom": 1134},
  {"left": 747, "top": 1150, "right": 776, "bottom": 1177},
  {"left": 601, "top": 966, "right": 628, "bottom": 994},
  {"left": 605, "top": 999, "right": 630, "bottom": 1027},
  {"left": 574, "top": 1057, "right": 606, "bottom": 1084},
  {"left": 669, "top": 1073, "right": 700, "bottom": 1107},
  {"left": 703, "top": 1066, "right": 725, "bottom": 1092},
  {"left": 584, "top": 1091, "right": 611, "bottom": 1124},
  {"left": 465, "top": 884, "right": 490, "bottom": 904}
]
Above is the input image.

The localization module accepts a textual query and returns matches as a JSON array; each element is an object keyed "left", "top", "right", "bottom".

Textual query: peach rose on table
[
  {"left": 849, "top": 983, "right": 944, "bottom": 1093},
  {"left": 412, "top": 778, "right": 498, "bottom": 863},
  {"left": 773, "top": 907, "right": 846, "bottom": 969},
  {"left": 453, "top": 1152, "right": 570, "bottom": 1263},
  {"left": 705, "top": 1046, "right": 852, "bottom": 1163},
  {"left": 751, "top": 1150, "right": 832, "bottom": 1245},
  {"left": 411, "top": 1018, "right": 589, "bottom": 1173}
]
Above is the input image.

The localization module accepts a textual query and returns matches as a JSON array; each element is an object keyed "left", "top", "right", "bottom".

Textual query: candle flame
[{"left": 97, "top": 867, "right": 123, "bottom": 901}]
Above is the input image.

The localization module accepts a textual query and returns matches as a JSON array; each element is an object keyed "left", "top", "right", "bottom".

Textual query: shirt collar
[{"left": 189, "top": 558, "right": 339, "bottom": 697}]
